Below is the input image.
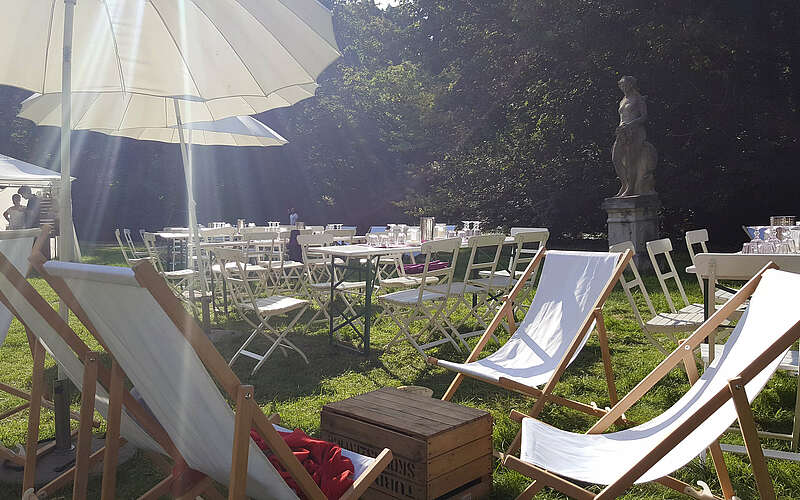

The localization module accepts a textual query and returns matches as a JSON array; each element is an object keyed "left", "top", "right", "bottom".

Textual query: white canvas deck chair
[
  {"left": 502, "top": 264, "right": 800, "bottom": 500},
  {"left": 0, "top": 228, "right": 81, "bottom": 471},
  {"left": 214, "top": 247, "right": 310, "bottom": 374},
  {"left": 379, "top": 238, "right": 466, "bottom": 356},
  {"left": 430, "top": 249, "right": 632, "bottom": 453},
  {"left": 41, "top": 257, "right": 392, "bottom": 500},
  {"left": 0, "top": 233, "right": 177, "bottom": 499}
]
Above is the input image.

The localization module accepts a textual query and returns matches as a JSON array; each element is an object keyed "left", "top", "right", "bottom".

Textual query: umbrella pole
[{"left": 174, "top": 102, "right": 208, "bottom": 298}]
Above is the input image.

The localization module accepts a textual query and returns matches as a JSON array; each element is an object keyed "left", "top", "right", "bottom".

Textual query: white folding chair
[
  {"left": 114, "top": 229, "right": 146, "bottom": 266},
  {"left": 297, "top": 234, "right": 365, "bottom": 333},
  {"left": 214, "top": 248, "right": 309, "bottom": 375},
  {"left": 141, "top": 231, "right": 195, "bottom": 290},
  {"left": 379, "top": 238, "right": 465, "bottom": 356},
  {"left": 685, "top": 228, "right": 737, "bottom": 304}
]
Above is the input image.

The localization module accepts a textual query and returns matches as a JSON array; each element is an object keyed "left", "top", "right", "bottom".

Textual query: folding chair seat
[
  {"left": 502, "top": 264, "right": 800, "bottom": 500},
  {"left": 214, "top": 248, "right": 309, "bottom": 374},
  {"left": 647, "top": 238, "right": 743, "bottom": 321},
  {"left": 685, "top": 228, "right": 736, "bottom": 303},
  {"left": 430, "top": 249, "right": 632, "bottom": 454},
  {"left": 379, "top": 238, "right": 466, "bottom": 356},
  {"left": 36, "top": 251, "right": 392, "bottom": 500}
]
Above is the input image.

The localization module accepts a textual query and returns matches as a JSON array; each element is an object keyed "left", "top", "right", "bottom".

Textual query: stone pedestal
[{"left": 602, "top": 194, "right": 660, "bottom": 270}]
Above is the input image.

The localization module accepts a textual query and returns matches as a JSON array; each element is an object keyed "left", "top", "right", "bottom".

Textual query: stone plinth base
[{"left": 602, "top": 194, "right": 660, "bottom": 270}]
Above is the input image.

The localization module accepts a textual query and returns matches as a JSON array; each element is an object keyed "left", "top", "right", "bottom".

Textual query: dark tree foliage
[{"left": 0, "top": 0, "right": 797, "bottom": 244}]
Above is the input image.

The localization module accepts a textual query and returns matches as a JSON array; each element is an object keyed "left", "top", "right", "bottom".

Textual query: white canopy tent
[{"left": 0, "top": 153, "right": 80, "bottom": 257}]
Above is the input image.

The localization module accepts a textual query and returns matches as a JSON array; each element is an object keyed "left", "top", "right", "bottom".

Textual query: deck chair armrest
[
  {"left": 509, "top": 410, "right": 526, "bottom": 423},
  {"left": 341, "top": 448, "right": 393, "bottom": 500}
]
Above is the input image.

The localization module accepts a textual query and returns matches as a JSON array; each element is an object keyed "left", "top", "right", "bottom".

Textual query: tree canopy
[{"left": 0, "top": 0, "right": 797, "bottom": 244}]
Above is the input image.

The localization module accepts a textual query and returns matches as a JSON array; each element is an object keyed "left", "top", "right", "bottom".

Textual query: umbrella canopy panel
[
  {"left": 18, "top": 86, "right": 318, "bottom": 130},
  {"left": 104, "top": 116, "right": 289, "bottom": 147},
  {"left": 0, "top": 153, "right": 66, "bottom": 187},
  {"left": 0, "top": 0, "right": 340, "bottom": 101}
]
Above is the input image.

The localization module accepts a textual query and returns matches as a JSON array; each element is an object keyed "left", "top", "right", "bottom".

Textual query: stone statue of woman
[{"left": 611, "top": 76, "right": 657, "bottom": 197}]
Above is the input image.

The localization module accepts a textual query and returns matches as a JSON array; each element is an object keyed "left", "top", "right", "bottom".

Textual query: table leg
[
  {"left": 704, "top": 277, "right": 715, "bottom": 363},
  {"left": 363, "top": 256, "right": 374, "bottom": 355},
  {"left": 329, "top": 254, "right": 335, "bottom": 345}
]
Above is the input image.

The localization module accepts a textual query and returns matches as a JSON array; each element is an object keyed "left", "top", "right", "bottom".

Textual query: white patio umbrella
[{"left": 0, "top": 0, "right": 341, "bottom": 262}]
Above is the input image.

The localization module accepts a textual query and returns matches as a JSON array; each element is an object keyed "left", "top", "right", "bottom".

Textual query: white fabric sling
[
  {"left": 0, "top": 229, "right": 38, "bottom": 345},
  {"left": 0, "top": 255, "right": 163, "bottom": 456},
  {"left": 437, "top": 250, "right": 619, "bottom": 387},
  {"left": 44, "top": 261, "right": 373, "bottom": 500},
  {"left": 518, "top": 268, "right": 799, "bottom": 485}
]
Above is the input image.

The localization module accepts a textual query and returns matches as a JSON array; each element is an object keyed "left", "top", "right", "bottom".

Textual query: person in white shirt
[{"left": 3, "top": 194, "right": 26, "bottom": 229}]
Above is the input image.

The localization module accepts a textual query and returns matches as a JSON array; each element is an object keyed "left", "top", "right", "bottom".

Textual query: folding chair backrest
[
  {"left": 245, "top": 231, "right": 282, "bottom": 265},
  {"left": 201, "top": 227, "right": 235, "bottom": 242},
  {"left": 306, "top": 225, "right": 324, "bottom": 233},
  {"left": 241, "top": 226, "right": 268, "bottom": 234},
  {"left": 417, "top": 237, "right": 461, "bottom": 301},
  {"left": 140, "top": 232, "right": 165, "bottom": 273},
  {"left": 0, "top": 248, "right": 163, "bottom": 455},
  {"left": 646, "top": 238, "right": 691, "bottom": 312},
  {"left": 123, "top": 228, "right": 139, "bottom": 257},
  {"left": 297, "top": 233, "right": 332, "bottom": 283},
  {"left": 213, "top": 247, "right": 261, "bottom": 317},
  {"left": 43, "top": 260, "right": 298, "bottom": 500},
  {"left": 0, "top": 229, "right": 38, "bottom": 345},
  {"left": 463, "top": 233, "right": 506, "bottom": 283},
  {"left": 508, "top": 229, "right": 549, "bottom": 283},
  {"left": 325, "top": 228, "right": 355, "bottom": 244},
  {"left": 610, "top": 241, "right": 657, "bottom": 330},
  {"left": 685, "top": 229, "right": 710, "bottom": 293},
  {"left": 114, "top": 229, "right": 134, "bottom": 265}
]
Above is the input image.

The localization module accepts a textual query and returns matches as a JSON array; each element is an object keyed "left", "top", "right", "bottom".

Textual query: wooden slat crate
[{"left": 321, "top": 387, "right": 492, "bottom": 500}]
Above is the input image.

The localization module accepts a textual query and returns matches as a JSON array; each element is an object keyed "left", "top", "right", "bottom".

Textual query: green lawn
[{"left": 1, "top": 243, "right": 800, "bottom": 499}]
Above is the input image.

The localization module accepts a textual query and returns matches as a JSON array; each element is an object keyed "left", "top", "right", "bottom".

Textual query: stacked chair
[{"left": 1, "top": 225, "right": 392, "bottom": 499}]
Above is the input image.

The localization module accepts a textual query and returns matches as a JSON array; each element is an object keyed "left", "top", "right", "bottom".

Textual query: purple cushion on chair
[{"left": 404, "top": 260, "right": 448, "bottom": 275}]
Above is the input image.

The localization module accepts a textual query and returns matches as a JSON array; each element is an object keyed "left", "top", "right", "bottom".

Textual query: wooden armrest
[{"left": 341, "top": 448, "right": 393, "bottom": 500}]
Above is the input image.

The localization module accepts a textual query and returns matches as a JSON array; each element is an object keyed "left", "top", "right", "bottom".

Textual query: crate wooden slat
[{"left": 321, "top": 387, "right": 492, "bottom": 499}]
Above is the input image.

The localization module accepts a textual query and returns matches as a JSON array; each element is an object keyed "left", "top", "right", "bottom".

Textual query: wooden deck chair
[
  {"left": 214, "top": 247, "right": 310, "bottom": 374},
  {"left": 430, "top": 249, "right": 633, "bottom": 454},
  {"left": 0, "top": 228, "right": 85, "bottom": 471},
  {"left": 41, "top": 257, "right": 392, "bottom": 500},
  {"left": 502, "top": 263, "right": 799, "bottom": 500},
  {"left": 685, "top": 229, "right": 737, "bottom": 304},
  {"left": 0, "top": 234, "right": 182, "bottom": 499},
  {"left": 379, "top": 238, "right": 466, "bottom": 356}
]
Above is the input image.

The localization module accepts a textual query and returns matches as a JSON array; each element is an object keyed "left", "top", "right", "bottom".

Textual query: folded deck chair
[
  {"left": 41, "top": 257, "right": 392, "bottom": 500},
  {"left": 0, "top": 235, "right": 173, "bottom": 499},
  {"left": 502, "top": 264, "right": 799, "bottom": 500},
  {"left": 429, "top": 249, "right": 632, "bottom": 453}
]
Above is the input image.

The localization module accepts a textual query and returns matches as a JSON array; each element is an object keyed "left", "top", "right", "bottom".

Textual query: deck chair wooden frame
[
  {"left": 0, "top": 229, "right": 191, "bottom": 500},
  {"left": 214, "top": 247, "right": 310, "bottom": 374},
  {"left": 36, "top": 243, "right": 392, "bottom": 500},
  {"left": 502, "top": 263, "right": 793, "bottom": 500},
  {"left": 430, "top": 248, "right": 633, "bottom": 454},
  {"left": 0, "top": 229, "right": 86, "bottom": 471}
]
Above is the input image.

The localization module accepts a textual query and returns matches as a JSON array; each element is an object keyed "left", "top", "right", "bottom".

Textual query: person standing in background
[
  {"left": 3, "top": 194, "right": 26, "bottom": 229},
  {"left": 18, "top": 186, "right": 41, "bottom": 229},
  {"left": 289, "top": 207, "right": 299, "bottom": 226}
]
